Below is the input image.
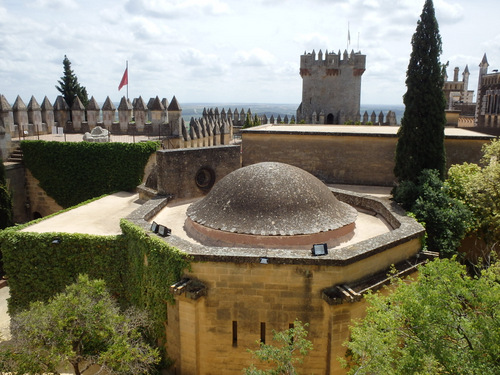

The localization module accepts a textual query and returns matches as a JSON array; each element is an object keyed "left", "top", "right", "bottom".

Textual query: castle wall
[
  {"left": 155, "top": 145, "right": 241, "bottom": 201},
  {"left": 241, "top": 127, "right": 490, "bottom": 186},
  {"left": 5, "top": 163, "right": 29, "bottom": 223},
  {"left": 165, "top": 238, "right": 421, "bottom": 375},
  {"left": 25, "top": 169, "right": 63, "bottom": 218}
]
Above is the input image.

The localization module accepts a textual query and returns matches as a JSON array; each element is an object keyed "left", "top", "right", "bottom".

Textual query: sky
[{"left": 0, "top": 0, "right": 499, "bottom": 107}]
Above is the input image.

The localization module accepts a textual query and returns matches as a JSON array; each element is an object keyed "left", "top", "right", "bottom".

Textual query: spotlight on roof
[
  {"left": 150, "top": 221, "right": 159, "bottom": 233},
  {"left": 157, "top": 225, "right": 171, "bottom": 237},
  {"left": 311, "top": 243, "right": 328, "bottom": 256}
]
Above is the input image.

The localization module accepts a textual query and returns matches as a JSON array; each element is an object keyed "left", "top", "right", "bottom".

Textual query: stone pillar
[
  {"left": 206, "top": 120, "right": 213, "bottom": 147},
  {"left": 168, "top": 96, "right": 183, "bottom": 148},
  {"left": 149, "top": 96, "right": 166, "bottom": 135},
  {"left": 0, "top": 95, "right": 13, "bottom": 159},
  {"left": 27, "top": 96, "right": 42, "bottom": 133},
  {"left": 378, "top": 111, "right": 385, "bottom": 125},
  {"left": 318, "top": 111, "right": 324, "bottom": 125},
  {"left": 189, "top": 118, "right": 198, "bottom": 148},
  {"left": 213, "top": 121, "right": 221, "bottom": 146},
  {"left": 182, "top": 119, "right": 191, "bottom": 148},
  {"left": 86, "top": 96, "right": 100, "bottom": 130},
  {"left": 133, "top": 96, "right": 148, "bottom": 133},
  {"left": 102, "top": 96, "right": 116, "bottom": 129},
  {"left": 53, "top": 96, "right": 70, "bottom": 132},
  {"left": 221, "top": 119, "right": 230, "bottom": 145},
  {"left": 13, "top": 96, "right": 28, "bottom": 134},
  {"left": 118, "top": 96, "right": 133, "bottom": 133},
  {"left": 71, "top": 96, "right": 85, "bottom": 132},
  {"left": 41, "top": 96, "right": 54, "bottom": 133},
  {"left": 0, "top": 95, "right": 14, "bottom": 134}
]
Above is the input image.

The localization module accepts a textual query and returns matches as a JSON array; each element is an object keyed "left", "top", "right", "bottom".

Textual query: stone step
[{"left": 7, "top": 147, "right": 23, "bottom": 163}]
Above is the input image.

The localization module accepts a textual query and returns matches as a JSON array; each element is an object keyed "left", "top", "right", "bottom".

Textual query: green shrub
[
  {"left": 393, "top": 169, "right": 472, "bottom": 256},
  {"left": 21, "top": 141, "right": 159, "bottom": 208}
]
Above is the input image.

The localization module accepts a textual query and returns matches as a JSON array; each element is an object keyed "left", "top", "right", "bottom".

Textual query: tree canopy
[
  {"left": 447, "top": 139, "right": 500, "bottom": 248},
  {"left": 0, "top": 274, "right": 160, "bottom": 374},
  {"left": 56, "top": 55, "right": 89, "bottom": 109},
  {"left": 343, "top": 258, "right": 500, "bottom": 375},
  {"left": 394, "top": 0, "right": 446, "bottom": 183},
  {"left": 244, "top": 319, "right": 313, "bottom": 375}
]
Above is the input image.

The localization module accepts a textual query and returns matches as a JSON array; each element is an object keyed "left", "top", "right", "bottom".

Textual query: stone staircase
[{"left": 7, "top": 146, "right": 23, "bottom": 163}]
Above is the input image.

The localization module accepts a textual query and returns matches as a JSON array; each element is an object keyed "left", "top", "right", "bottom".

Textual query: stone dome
[{"left": 186, "top": 162, "right": 357, "bottom": 246}]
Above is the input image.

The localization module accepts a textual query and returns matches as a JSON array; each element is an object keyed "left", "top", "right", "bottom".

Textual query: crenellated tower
[{"left": 297, "top": 49, "right": 366, "bottom": 124}]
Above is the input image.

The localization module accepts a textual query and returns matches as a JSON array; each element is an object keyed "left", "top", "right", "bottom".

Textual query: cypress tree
[
  {"left": 394, "top": 0, "right": 446, "bottom": 183},
  {"left": 55, "top": 55, "right": 89, "bottom": 109}
]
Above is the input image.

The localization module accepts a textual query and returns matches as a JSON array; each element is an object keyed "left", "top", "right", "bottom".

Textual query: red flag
[{"left": 118, "top": 68, "right": 128, "bottom": 90}]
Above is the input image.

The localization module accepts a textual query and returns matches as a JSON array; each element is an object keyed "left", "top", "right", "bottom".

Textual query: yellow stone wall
[
  {"left": 166, "top": 238, "right": 421, "bottom": 375},
  {"left": 242, "top": 132, "right": 488, "bottom": 186},
  {"left": 25, "top": 169, "right": 63, "bottom": 218}
]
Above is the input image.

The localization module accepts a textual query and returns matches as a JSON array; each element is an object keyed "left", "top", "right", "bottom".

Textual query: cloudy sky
[{"left": 0, "top": 0, "right": 498, "bottom": 107}]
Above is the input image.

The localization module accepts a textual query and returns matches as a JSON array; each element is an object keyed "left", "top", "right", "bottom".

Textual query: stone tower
[
  {"left": 297, "top": 49, "right": 366, "bottom": 124},
  {"left": 476, "top": 53, "right": 490, "bottom": 127}
]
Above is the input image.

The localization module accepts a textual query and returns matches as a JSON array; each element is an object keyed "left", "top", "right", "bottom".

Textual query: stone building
[
  {"left": 443, "top": 65, "right": 473, "bottom": 110},
  {"left": 475, "top": 53, "right": 500, "bottom": 128},
  {"left": 137, "top": 159, "right": 426, "bottom": 375},
  {"left": 296, "top": 49, "right": 366, "bottom": 124}
]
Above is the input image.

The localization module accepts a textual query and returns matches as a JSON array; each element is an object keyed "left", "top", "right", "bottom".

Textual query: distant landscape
[{"left": 181, "top": 103, "right": 405, "bottom": 124}]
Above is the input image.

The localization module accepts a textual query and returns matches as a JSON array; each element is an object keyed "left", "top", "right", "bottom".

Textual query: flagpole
[
  {"left": 126, "top": 60, "right": 128, "bottom": 101},
  {"left": 347, "top": 22, "right": 350, "bottom": 51}
]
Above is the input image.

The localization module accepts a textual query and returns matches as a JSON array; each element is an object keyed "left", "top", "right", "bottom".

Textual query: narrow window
[
  {"left": 260, "top": 322, "right": 266, "bottom": 344},
  {"left": 289, "top": 323, "right": 295, "bottom": 344},
  {"left": 232, "top": 321, "right": 238, "bottom": 347}
]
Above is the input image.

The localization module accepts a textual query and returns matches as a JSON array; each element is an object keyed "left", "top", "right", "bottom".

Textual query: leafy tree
[
  {"left": 56, "top": 55, "right": 89, "bottom": 109},
  {"left": 394, "top": 0, "right": 446, "bottom": 184},
  {"left": 447, "top": 139, "right": 500, "bottom": 247},
  {"left": 243, "top": 112, "right": 253, "bottom": 129},
  {"left": 253, "top": 114, "right": 261, "bottom": 127},
  {"left": 0, "top": 274, "right": 160, "bottom": 374},
  {"left": 342, "top": 258, "right": 500, "bottom": 375},
  {"left": 393, "top": 169, "right": 472, "bottom": 255},
  {"left": 244, "top": 319, "right": 313, "bottom": 375}
]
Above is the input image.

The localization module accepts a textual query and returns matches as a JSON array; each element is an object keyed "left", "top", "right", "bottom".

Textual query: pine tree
[
  {"left": 55, "top": 55, "right": 89, "bottom": 109},
  {"left": 394, "top": 0, "right": 446, "bottom": 183}
]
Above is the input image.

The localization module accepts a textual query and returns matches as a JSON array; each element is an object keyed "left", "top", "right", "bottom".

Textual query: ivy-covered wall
[
  {"left": 0, "top": 219, "right": 190, "bottom": 344},
  {"left": 21, "top": 141, "right": 159, "bottom": 208}
]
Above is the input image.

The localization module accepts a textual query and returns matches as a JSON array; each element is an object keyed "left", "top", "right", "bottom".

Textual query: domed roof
[{"left": 186, "top": 162, "right": 357, "bottom": 236}]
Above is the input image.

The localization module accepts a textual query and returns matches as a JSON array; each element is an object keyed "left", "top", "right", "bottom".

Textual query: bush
[
  {"left": 21, "top": 141, "right": 159, "bottom": 208},
  {"left": 393, "top": 169, "right": 472, "bottom": 255}
]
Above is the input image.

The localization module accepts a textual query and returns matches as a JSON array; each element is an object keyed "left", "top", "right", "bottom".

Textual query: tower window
[
  {"left": 232, "top": 321, "right": 238, "bottom": 347},
  {"left": 260, "top": 322, "right": 266, "bottom": 344}
]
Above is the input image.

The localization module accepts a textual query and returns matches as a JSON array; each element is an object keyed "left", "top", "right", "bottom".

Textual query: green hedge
[
  {"left": 0, "top": 229, "right": 127, "bottom": 314},
  {"left": 120, "top": 219, "right": 191, "bottom": 339},
  {"left": 0, "top": 220, "right": 191, "bottom": 346},
  {"left": 21, "top": 141, "right": 159, "bottom": 208}
]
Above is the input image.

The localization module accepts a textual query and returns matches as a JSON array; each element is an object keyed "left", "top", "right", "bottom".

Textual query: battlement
[{"left": 300, "top": 49, "right": 366, "bottom": 74}]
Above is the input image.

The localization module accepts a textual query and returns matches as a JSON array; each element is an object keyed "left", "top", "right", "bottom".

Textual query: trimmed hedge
[
  {"left": 0, "top": 230, "right": 127, "bottom": 314},
  {"left": 120, "top": 219, "right": 191, "bottom": 339},
  {"left": 21, "top": 141, "right": 159, "bottom": 208},
  {"left": 0, "top": 220, "right": 191, "bottom": 346}
]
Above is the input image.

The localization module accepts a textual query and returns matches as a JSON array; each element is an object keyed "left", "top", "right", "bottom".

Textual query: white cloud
[
  {"left": 294, "top": 33, "right": 331, "bottom": 51},
  {"left": 125, "top": 0, "right": 230, "bottom": 18},
  {"left": 32, "top": 0, "right": 78, "bottom": 9},
  {"left": 434, "top": 0, "right": 464, "bottom": 24},
  {"left": 233, "top": 48, "right": 277, "bottom": 67}
]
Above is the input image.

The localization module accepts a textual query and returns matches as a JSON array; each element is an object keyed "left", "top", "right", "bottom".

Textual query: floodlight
[{"left": 311, "top": 243, "right": 328, "bottom": 256}]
